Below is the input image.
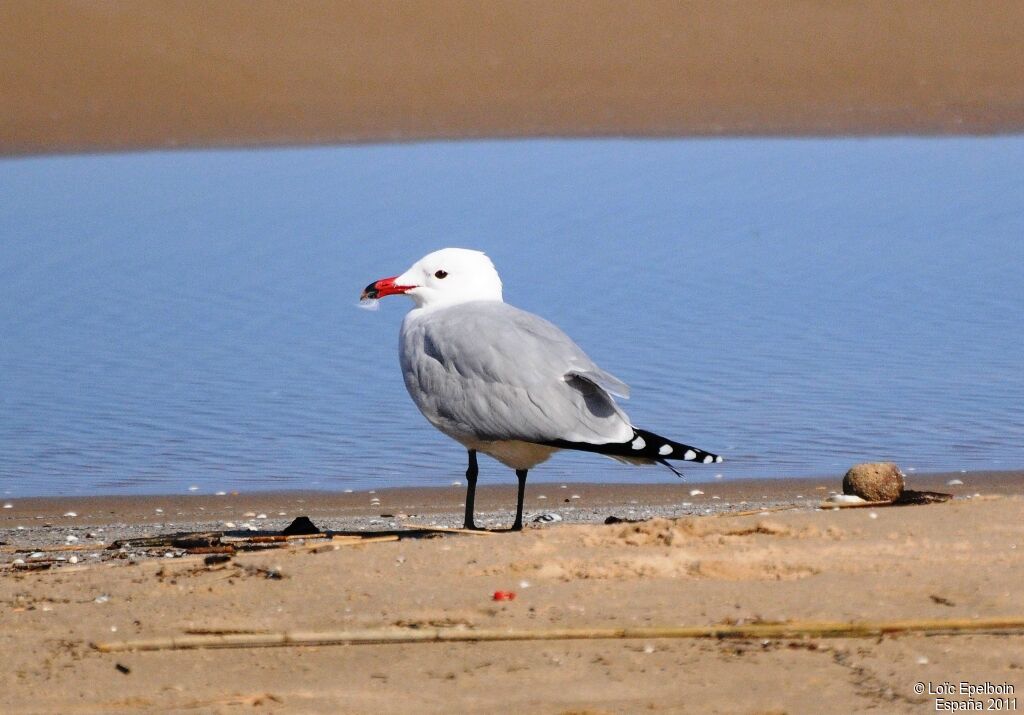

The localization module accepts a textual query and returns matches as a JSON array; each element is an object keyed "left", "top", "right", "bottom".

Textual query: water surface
[{"left": 2, "top": 138, "right": 1022, "bottom": 496}]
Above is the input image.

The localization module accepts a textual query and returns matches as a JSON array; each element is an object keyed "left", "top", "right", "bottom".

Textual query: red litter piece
[{"left": 492, "top": 590, "right": 516, "bottom": 601}]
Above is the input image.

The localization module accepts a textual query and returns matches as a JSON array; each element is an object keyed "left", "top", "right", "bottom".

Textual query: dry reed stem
[{"left": 93, "top": 617, "right": 1024, "bottom": 653}]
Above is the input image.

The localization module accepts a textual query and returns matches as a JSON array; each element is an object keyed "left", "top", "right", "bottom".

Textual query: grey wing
[{"left": 400, "top": 302, "right": 634, "bottom": 445}]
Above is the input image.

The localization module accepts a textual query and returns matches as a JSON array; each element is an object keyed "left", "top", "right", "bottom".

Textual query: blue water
[{"left": 1, "top": 138, "right": 1022, "bottom": 496}]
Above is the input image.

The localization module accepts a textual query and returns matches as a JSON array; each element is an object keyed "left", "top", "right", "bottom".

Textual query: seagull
[{"left": 361, "top": 248, "right": 722, "bottom": 531}]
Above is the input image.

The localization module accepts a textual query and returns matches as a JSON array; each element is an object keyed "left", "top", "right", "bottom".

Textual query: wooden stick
[
  {"left": 223, "top": 533, "right": 329, "bottom": 543},
  {"left": 92, "top": 616, "right": 1024, "bottom": 653},
  {"left": 300, "top": 534, "right": 400, "bottom": 552},
  {"left": 1, "top": 543, "right": 101, "bottom": 553}
]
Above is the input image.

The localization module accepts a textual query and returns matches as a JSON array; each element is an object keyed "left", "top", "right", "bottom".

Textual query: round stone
[{"left": 842, "top": 462, "right": 905, "bottom": 502}]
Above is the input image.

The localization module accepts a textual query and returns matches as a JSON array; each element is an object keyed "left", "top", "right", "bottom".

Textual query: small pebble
[
  {"left": 94, "top": 594, "right": 110, "bottom": 604},
  {"left": 65, "top": 535, "right": 79, "bottom": 543},
  {"left": 154, "top": 508, "right": 164, "bottom": 514},
  {"left": 868, "top": 511, "right": 879, "bottom": 519},
  {"left": 570, "top": 494, "right": 581, "bottom": 500},
  {"left": 256, "top": 513, "right": 267, "bottom": 519},
  {"left": 689, "top": 489, "right": 704, "bottom": 496},
  {"left": 224, "top": 521, "right": 236, "bottom": 528},
  {"left": 916, "top": 655, "right": 929, "bottom": 665},
  {"left": 69, "top": 556, "right": 79, "bottom": 564}
]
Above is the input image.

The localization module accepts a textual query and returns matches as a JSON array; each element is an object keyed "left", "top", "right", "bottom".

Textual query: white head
[{"left": 361, "top": 248, "right": 504, "bottom": 310}]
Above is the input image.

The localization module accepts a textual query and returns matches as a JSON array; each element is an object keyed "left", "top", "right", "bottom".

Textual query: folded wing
[{"left": 400, "top": 301, "right": 634, "bottom": 446}]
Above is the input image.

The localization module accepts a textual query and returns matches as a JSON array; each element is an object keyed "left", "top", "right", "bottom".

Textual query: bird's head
[{"left": 361, "top": 248, "right": 504, "bottom": 309}]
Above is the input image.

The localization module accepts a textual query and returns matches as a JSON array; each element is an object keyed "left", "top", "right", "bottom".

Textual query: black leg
[
  {"left": 511, "top": 469, "right": 528, "bottom": 531},
  {"left": 464, "top": 449, "right": 479, "bottom": 530}
]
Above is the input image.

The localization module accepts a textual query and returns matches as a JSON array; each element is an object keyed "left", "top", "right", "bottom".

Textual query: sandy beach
[
  {"left": 3, "top": 1, "right": 1024, "bottom": 155},
  {"left": 2, "top": 471, "right": 1022, "bottom": 713}
]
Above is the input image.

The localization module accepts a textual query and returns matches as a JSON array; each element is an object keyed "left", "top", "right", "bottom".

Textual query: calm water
[{"left": 1, "top": 138, "right": 1022, "bottom": 496}]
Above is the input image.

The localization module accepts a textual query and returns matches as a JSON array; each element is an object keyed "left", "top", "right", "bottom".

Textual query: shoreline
[{"left": 3, "top": 470, "right": 1018, "bottom": 555}]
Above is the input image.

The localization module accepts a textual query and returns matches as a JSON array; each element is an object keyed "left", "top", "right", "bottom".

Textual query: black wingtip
[{"left": 539, "top": 428, "right": 722, "bottom": 469}]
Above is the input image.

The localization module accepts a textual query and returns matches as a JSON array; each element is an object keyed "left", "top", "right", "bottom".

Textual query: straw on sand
[{"left": 93, "top": 616, "right": 1024, "bottom": 653}]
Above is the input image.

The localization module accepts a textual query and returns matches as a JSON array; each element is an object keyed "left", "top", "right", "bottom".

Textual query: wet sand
[
  {"left": 2, "top": 471, "right": 1024, "bottom": 708},
  {"left": 1, "top": 470, "right": 1019, "bottom": 539},
  {"left": 3, "top": 1, "right": 1024, "bottom": 155},
  {"left": 1, "top": 472, "right": 1022, "bottom": 712}
]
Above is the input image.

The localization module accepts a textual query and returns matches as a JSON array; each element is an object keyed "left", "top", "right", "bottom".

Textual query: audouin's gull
[{"left": 361, "top": 248, "right": 722, "bottom": 531}]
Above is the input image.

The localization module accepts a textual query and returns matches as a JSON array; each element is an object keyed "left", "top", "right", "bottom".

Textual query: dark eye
[{"left": 434, "top": 270, "right": 448, "bottom": 279}]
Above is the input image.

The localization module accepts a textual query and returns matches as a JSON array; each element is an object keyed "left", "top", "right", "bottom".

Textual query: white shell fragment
[
  {"left": 533, "top": 513, "right": 562, "bottom": 523},
  {"left": 826, "top": 494, "right": 867, "bottom": 504}
]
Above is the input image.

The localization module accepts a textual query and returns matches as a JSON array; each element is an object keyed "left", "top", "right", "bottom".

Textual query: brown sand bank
[
  {"left": 3, "top": 1, "right": 1024, "bottom": 156},
  {"left": 1, "top": 472, "right": 1022, "bottom": 712}
]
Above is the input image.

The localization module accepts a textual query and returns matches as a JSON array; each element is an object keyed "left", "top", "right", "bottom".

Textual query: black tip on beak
[{"left": 361, "top": 281, "right": 380, "bottom": 301}]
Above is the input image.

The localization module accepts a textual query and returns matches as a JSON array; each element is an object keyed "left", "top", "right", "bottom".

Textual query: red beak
[{"left": 361, "top": 276, "right": 415, "bottom": 300}]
